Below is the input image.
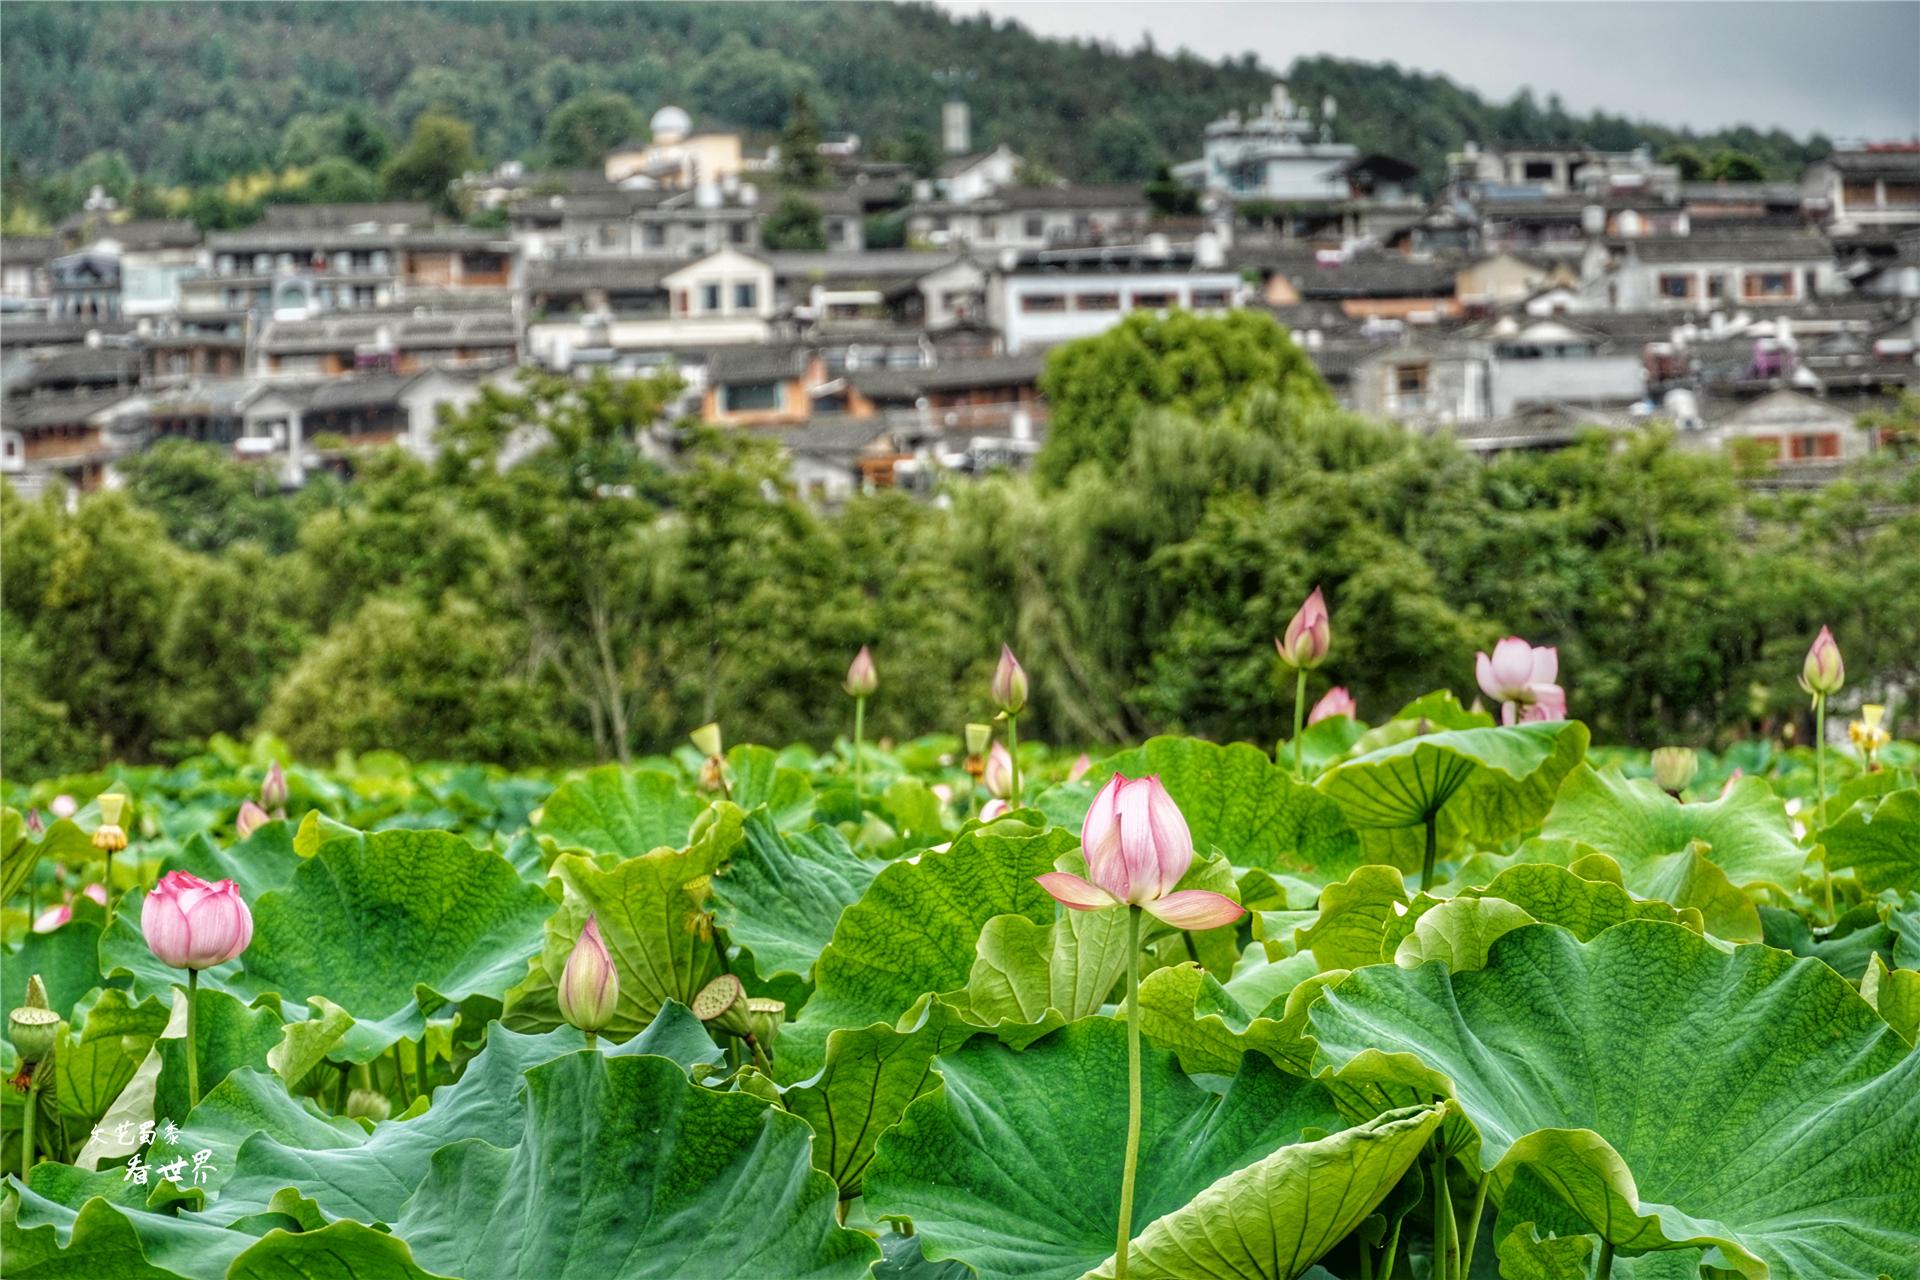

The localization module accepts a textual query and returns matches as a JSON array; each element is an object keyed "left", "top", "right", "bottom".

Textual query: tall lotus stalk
[
  {"left": 92, "top": 793, "right": 130, "bottom": 930},
  {"left": 141, "top": 872, "right": 252, "bottom": 1108},
  {"left": 1035, "top": 775, "right": 1243, "bottom": 1279},
  {"left": 845, "top": 646, "right": 877, "bottom": 804},
  {"left": 991, "top": 645, "right": 1028, "bottom": 805},
  {"left": 10, "top": 976, "right": 58, "bottom": 1181},
  {"left": 1275, "top": 587, "right": 1330, "bottom": 779},
  {"left": 1800, "top": 626, "right": 1844, "bottom": 921}
]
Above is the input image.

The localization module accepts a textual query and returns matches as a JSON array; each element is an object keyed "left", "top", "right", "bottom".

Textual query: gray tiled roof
[{"left": 1625, "top": 233, "right": 1834, "bottom": 264}]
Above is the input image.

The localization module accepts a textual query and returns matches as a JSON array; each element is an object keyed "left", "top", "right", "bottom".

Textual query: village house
[
  {"left": 989, "top": 242, "right": 1241, "bottom": 353},
  {"left": 905, "top": 185, "right": 1152, "bottom": 252},
  {"left": 1803, "top": 146, "right": 1920, "bottom": 235},
  {"left": 1583, "top": 231, "right": 1840, "bottom": 311}
]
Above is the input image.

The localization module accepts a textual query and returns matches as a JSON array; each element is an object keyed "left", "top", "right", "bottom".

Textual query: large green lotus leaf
[
  {"left": 708, "top": 810, "right": 877, "bottom": 985},
  {"left": 1137, "top": 960, "right": 1337, "bottom": 1076},
  {"left": 1307, "top": 922, "right": 1920, "bottom": 1278},
  {"left": 1316, "top": 723, "right": 1589, "bottom": 874},
  {"left": 1295, "top": 864, "right": 1411, "bottom": 969},
  {"left": 54, "top": 988, "right": 169, "bottom": 1126},
  {"left": 1820, "top": 787, "right": 1920, "bottom": 894},
  {"left": 872, "top": 1227, "right": 973, "bottom": 1280},
  {"left": 1541, "top": 768, "right": 1805, "bottom": 893},
  {"left": 1524, "top": 842, "right": 1763, "bottom": 944},
  {"left": 946, "top": 903, "right": 1131, "bottom": 1032},
  {"left": 782, "top": 998, "right": 977, "bottom": 1196},
  {"left": 200, "top": 1010, "right": 721, "bottom": 1226},
  {"left": 1756, "top": 902, "right": 1895, "bottom": 982},
  {"left": 1090, "top": 1103, "right": 1446, "bottom": 1280},
  {"left": 6, "top": 917, "right": 110, "bottom": 1020},
  {"left": 393, "top": 1052, "right": 878, "bottom": 1279},
  {"left": 151, "top": 988, "right": 281, "bottom": 1125},
  {"left": 774, "top": 822, "right": 1079, "bottom": 1081},
  {"left": 160, "top": 824, "right": 302, "bottom": 902},
  {"left": 1863, "top": 953, "right": 1920, "bottom": 1045},
  {"left": 533, "top": 765, "right": 704, "bottom": 856},
  {"left": 225, "top": 1221, "right": 453, "bottom": 1280},
  {"left": 1069, "top": 736, "right": 1363, "bottom": 878},
  {"left": 226, "top": 829, "right": 551, "bottom": 1061},
  {"left": 863, "top": 1017, "right": 1353, "bottom": 1280},
  {"left": 725, "top": 744, "right": 815, "bottom": 830},
  {"left": 1463, "top": 861, "right": 1704, "bottom": 940},
  {"left": 1391, "top": 896, "right": 1536, "bottom": 970}
]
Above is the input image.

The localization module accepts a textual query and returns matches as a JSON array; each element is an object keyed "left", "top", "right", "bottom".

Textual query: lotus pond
[{"left": 3, "top": 685, "right": 1918, "bottom": 1280}]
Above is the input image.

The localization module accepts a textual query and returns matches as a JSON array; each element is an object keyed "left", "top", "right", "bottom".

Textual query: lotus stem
[
  {"left": 21, "top": 1066, "right": 40, "bottom": 1181},
  {"left": 853, "top": 694, "right": 866, "bottom": 806},
  {"left": 1380, "top": 1214, "right": 1402, "bottom": 1280},
  {"left": 1432, "top": 1142, "right": 1458, "bottom": 1278},
  {"left": 390, "top": 1043, "right": 407, "bottom": 1098},
  {"left": 1115, "top": 905, "right": 1143, "bottom": 1280},
  {"left": 103, "top": 846, "right": 113, "bottom": 932},
  {"left": 1421, "top": 814, "right": 1439, "bottom": 893},
  {"left": 1006, "top": 713, "right": 1022, "bottom": 808},
  {"left": 1459, "top": 1172, "right": 1490, "bottom": 1276},
  {"left": 1292, "top": 668, "right": 1308, "bottom": 780},
  {"left": 185, "top": 968, "right": 201, "bottom": 1109},
  {"left": 1360, "top": 1242, "right": 1374, "bottom": 1280},
  {"left": 746, "top": 1033, "right": 770, "bottom": 1075},
  {"left": 584, "top": 1029, "right": 597, "bottom": 1052},
  {"left": 1815, "top": 692, "right": 1833, "bottom": 923},
  {"left": 1595, "top": 1239, "right": 1615, "bottom": 1279},
  {"left": 333, "top": 1062, "right": 351, "bottom": 1112},
  {"left": 416, "top": 1034, "right": 429, "bottom": 1100}
]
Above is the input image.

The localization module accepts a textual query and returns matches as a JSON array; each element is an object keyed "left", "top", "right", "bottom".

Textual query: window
[
  {"left": 1020, "top": 293, "right": 1067, "bottom": 313},
  {"left": 1023, "top": 216, "right": 1045, "bottom": 238},
  {"left": 700, "top": 283, "right": 722, "bottom": 312},
  {"left": 644, "top": 224, "right": 666, "bottom": 248},
  {"left": 722, "top": 381, "right": 781, "bottom": 412},
  {"left": 1131, "top": 292, "right": 1174, "bottom": 310},
  {"left": 1074, "top": 292, "right": 1120, "bottom": 311},
  {"left": 734, "top": 281, "right": 758, "bottom": 310},
  {"left": 1190, "top": 290, "right": 1231, "bottom": 310},
  {"left": 1659, "top": 274, "right": 1695, "bottom": 300},
  {"left": 1707, "top": 275, "right": 1725, "bottom": 300},
  {"left": 1789, "top": 432, "right": 1839, "bottom": 460},
  {"left": 729, "top": 221, "right": 749, "bottom": 245},
  {"left": 982, "top": 217, "right": 1000, "bottom": 238},
  {"left": 1523, "top": 160, "right": 1556, "bottom": 181},
  {"left": 827, "top": 219, "right": 846, "bottom": 245},
  {"left": 1744, "top": 272, "right": 1793, "bottom": 299},
  {"left": 1394, "top": 364, "right": 1430, "bottom": 396}
]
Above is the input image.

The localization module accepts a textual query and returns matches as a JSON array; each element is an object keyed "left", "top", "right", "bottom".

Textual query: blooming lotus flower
[
  {"left": 983, "top": 742, "right": 1014, "bottom": 800},
  {"left": 261, "top": 762, "right": 288, "bottom": 813},
  {"left": 1036, "top": 775, "right": 1244, "bottom": 930},
  {"left": 1476, "top": 637, "right": 1565, "bottom": 726},
  {"left": 1799, "top": 626, "right": 1844, "bottom": 697},
  {"left": 991, "top": 645, "right": 1029, "bottom": 715},
  {"left": 1275, "top": 587, "right": 1331, "bottom": 669},
  {"left": 557, "top": 914, "right": 618, "bottom": 1034},
  {"left": 844, "top": 646, "right": 878, "bottom": 698},
  {"left": 1066, "top": 752, "right": 1093, "bottom": 783},
  {"left": 236, "top": 801, "right": 270, "bottom": 838},
  {"left": 50, "top": 795, "right": 77, "bottom": 820},
  {"left": 141, "top": 871, "right": 252, "bottom": 970},
  {"left": 1307, "top": 687, "right": 1357, "bottom": 725}
]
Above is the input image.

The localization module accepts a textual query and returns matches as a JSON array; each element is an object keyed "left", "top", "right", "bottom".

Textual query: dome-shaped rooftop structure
[{"left": 650, "top": 105, "right": 692, "bottom": 144}]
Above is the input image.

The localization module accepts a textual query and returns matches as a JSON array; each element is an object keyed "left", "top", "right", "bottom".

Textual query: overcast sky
[{"left": 933, "top": 2, "right": 1920, "bottom": 140}]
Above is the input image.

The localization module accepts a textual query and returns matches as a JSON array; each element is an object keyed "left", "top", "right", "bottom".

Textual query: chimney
[{"left": 942, "top": 99, "right": 971, "bottom": 156}]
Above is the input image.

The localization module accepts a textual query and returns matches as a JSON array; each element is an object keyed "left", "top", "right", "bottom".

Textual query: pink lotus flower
[
  {"left": 25, "top": 809, "right": 44, "bottom": 835},
  {"left": 261, "top": 762, "right": 288, "bottom": 813},
  {"left": 1275, "top": 587, "right": 1331, "bottom": 669},
  {"left": 978, "top": 798, "right": 1011, "bottom": 822},
  {"left": 1036, "top": 775, "right": 1244, "bottom": 930},
  {"left": 991, "top": 644, "right": 1028, "bottom": 715},
  {"left": 1307, "top": 687, "right": 1357, "bottom": 725},
  {"left": 1476, "top": 636, "right": 1566, "bottom": 726},
  {"left": 50, "top": 795, "right": 77, "bottom": 820},
  {"left": 1799, "top": 626, "right": 1844, "bottom": 697},
  {"left": 930, "top": 783, "right": 954, "bottom": 807},
  {"left": 236, "top": 801, "right": 270, "bottom": 838},
  {"left": 557, "top": 914, "right": 619, "bottom": 1034},
  {"left": 31, "top": 887, "right": 102, "bottom": 933},
  {"left": 1066, "top": 752, "right": 1093, "bottom": 783},
  {"left": 844, "top": 645, "right": 878, "bottom": 698},
  {"left": 983, "top": 742, "right": 1014, "bottom": 800},
  {"left": 141, "top": 871, "right": 252, "bottom": 970}
]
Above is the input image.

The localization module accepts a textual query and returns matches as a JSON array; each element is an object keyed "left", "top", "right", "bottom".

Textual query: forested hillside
[{"left": 3, "top": 0, "right": 1823, "bottom": 197}]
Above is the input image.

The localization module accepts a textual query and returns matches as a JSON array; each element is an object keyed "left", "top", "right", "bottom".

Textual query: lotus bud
[
  {"left": 1034, "top": 774, "right": 1244, "bottom": 931},
  {"left": 1799, "top": 626, "right": 1844, "bottom": 697},
  {"left": 990, "top": 645, "right": 1028, "bottom": 715},
  {"left": 1307, "top": 687, "right": 1357, "bottom": 725},
  {"left": 690, "top": 722, "right": 724, "bottom": 759},
  {"left": 964, "top": 723, "right": 992, "bottom": 757},
  {"left": 1066, "top": 752, "right": 1093, "bottom": 783},
  {"left": 983, "top": 742, "right": 1014, "bottom": 800},
  {"left": 10, "top": 977, "right": 59, "bottom": 1064},
  {"left": 930, "top": 783, "right": 954, "bottom": 807},
  {"left": 236, "top": 801, "right": 270, "bottom": 838},
  {"left": 556, "top": 915, "right": 618, "bottom": 1034},
  {"left": 81, "top": 883, "right": 106, "bottom": 907},
  {"left": 1650, "top": 747, "right": 1698, "bottom": 796},
  {"left": 92, "top": 792, "right": 129, "bottom": 853},
  {"left": 50, "top": 795, "right": 77, "bottom": 820},
  {"left": 1276, "top": 587, "right": 1331, "bottom": 669},
  {"left": 844, "top": 645, "right": 878, "bottom": 698},
  {"left": 25, "top": 809, "right": 44, "bottom": 835},
  {"left": 141, "top": 871, "right": 253, "bottom": 971},
  {"left": 261, "top": 762, "right": 288, "bottom": 813},
  {"left": 346, "top": 1088, "right": 392, "bottom": 1122},
  {"left": 979, "top": 798, "right": 1011, "bottom": 822},
  {"left": 693, "top": 973, "right": 752, "bottom": 1037}
]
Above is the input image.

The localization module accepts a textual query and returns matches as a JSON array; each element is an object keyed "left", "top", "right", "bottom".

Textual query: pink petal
[
  {"left": 1112, "top": 782, "right": 1163, "bottom": 901},
  {"left": 1082, "top": 825, "right": 1132, "bottom": 901},
  {"left": 144, "top": 893, "right": 194, "bottom": 969},
  {"left": 1475, "top": 651, "right": 1498, "bottom": 702},
  {"left": 1530, "top": 645, "right": 1559, "bottom": 685},
  {"left": 1142, "top": 777, "right": 1194, "bottom": 896},
  {"left": 33, "top": 904, "right": 72, "bottom": 933},
  {"left": 1142, "top": 890, "right": 1245, "bottom": 931},
  {"left": 1035, "top": 872, "right": 1121, "bottom": 912},
  {"left": 1080, "top": 773, "right": 1123, "bottom": 855},
  {"left": 1490, "top": 637, "right": 1536, "bottom": 693}
]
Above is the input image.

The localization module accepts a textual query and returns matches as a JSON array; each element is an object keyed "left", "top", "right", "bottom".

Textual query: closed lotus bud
[
  {"left": 979, "top": 798, "right": 1011, "bottom": 822},
  {"left": 25, "top": 809, "right": 44, "bottom": 835},
  {"left": 141, "top": 871, "right": 253, "bottom": 970},
  {"left": 964, "top": 723, "right": 992, "bottom": 757},
  {"left": 983, "top": 743, "right": 1014, "bottom": 800},
  {"left": 990, "top": 645, "right": 1028, "bottom": 715},
  {"left": 690, "top": 722, "right": 724, "bottom": 759},
  {"left": 693, "top": 973, "right": 752, "bottom": 1037},
  {"left": 1307, "top": 686, "right": 1357, "bottom": 725},
  {"left": 556, "top": 915, "right": 619, "bottom": 1034},
  {"left": 1276, "top": 587, "right": 1331, "bottom": 670},
  {"left": 1799, "top": 626, "right": 1844, "bottom": 697},
  {"left": 346, "top": 1088, "right": 392, "bottom": 1122},
  {"left": 236, "top": 801, "right": 270, "bottom": 838},
  {"left": 1650, "top": 747, "right": 1698, "bottom": 795},
  {"left": 261, "top": 762, "right": 289, "bottom": 813},
  {"left": 844, "top": 645, "right": 878, "bottom": 698}
]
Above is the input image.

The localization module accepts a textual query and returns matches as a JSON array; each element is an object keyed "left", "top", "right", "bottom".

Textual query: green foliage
[
  {"left": 762, "top": 192, "right": 827, "bottom": 251},
  {"left": 1088, "top": 113, "right": 1165, "bottom": 182},
  {"left": 1143, "top": 163, "right": 1199, "bottom": 216},
  {"left": 379, "top": 112, "right": 476, "bottom": 213},
  {"left": 1705, "top": 148, "right": 1767, "bottom": 181},
  {"left": 778, "top": 91, "right": 830, "bottom": 188},
  {"left": 542, "top": 90, "right": 642, "bottom": 169},
  {"left": 1659, "top": 143, "right": 1707, "bottom": 181}
]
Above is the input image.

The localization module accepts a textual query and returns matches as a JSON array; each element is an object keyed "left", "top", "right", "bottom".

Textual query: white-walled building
[{"left": 988, "top": 243, "right": 1242, "bottom": 353}]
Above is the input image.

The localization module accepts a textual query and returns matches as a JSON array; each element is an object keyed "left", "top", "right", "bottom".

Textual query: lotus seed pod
[
  {"left": 746, "top": 997, "right": 786, "bottom": 1051},
  {"left": 346, "top": 1088, "right": 392, "bottom": 1122},
  {"left": 964, "top": 723, "right": 993, "bottom": 757},
  {"left": 690, "top": 723, "right": 724, "bottom": 759},
  {"left": 693, "top": 974, "right": 752, "bottom": 1037},
  {"left": 9, "top": 1006, "right": 60, "bottom": 1064}
]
